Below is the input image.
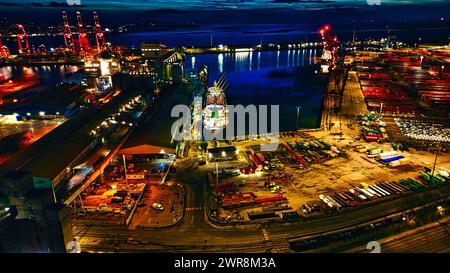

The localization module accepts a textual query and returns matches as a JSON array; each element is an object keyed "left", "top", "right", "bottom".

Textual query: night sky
[
  {"left": 0, "top": 0, "right": 448, "bottom": 27},
  {"left": 0, "top": 0, "right": 449, "bottom": 10}
]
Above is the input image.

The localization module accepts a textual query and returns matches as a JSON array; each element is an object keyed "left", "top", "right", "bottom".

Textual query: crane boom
[
  {"left": 93, "top": 11, "right": 106, "bottom": 50},
  {"left": 62, "top": 11, "right": 74, "bottom": 49}
]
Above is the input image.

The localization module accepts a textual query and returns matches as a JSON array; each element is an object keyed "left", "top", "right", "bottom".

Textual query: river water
[{"left": 185, "top": 49, "right": 327, "bottom": 131}]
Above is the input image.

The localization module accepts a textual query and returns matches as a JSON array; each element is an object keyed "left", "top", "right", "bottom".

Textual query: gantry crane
[
  {"left": 93, "top": 12, "right": 106, "bottom": 51},
  {"left": 62, "top": 11, "right": 74, "bottom": 51},
  {"left": 0, "top": 34, "right": 10, "bottom": 58},
  {"left": 16, "top": 24, "right": 30, "bottom": 54},
  {"left": 76, "top": 11, "right": 90, "bottom": 53}
]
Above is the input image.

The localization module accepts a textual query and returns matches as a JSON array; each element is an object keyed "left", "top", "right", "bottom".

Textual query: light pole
[
  {"left": 296, "top": 106, "right": 301, "bottom": 140},
  {"left": 430, "top": 142, "right": 440, "bottom": 184},
  {"left": 122, "top": 154, "right": 130, "bottom": 193},
  {"left": 216, "top": 161, "right": 220, "bottom": 209}
]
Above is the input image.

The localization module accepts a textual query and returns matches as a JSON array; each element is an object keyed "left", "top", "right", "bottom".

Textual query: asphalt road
[
  {"left": 75, "top": 178, "right": 450, "bottom": 252},
  {"left": 348, "top": 216, "right": 450, "bottom": 253}
]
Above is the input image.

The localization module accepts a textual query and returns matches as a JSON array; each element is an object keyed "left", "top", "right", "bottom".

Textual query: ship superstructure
[{"left": 203, "top": 75, "right": 228, "bottom": 131}]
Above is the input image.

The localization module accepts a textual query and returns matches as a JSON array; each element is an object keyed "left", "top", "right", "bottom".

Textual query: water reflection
[
  {"left": 302, "top": 49, "right": 305, "bottom": 66},
  {"left": 277, "top": 50, "right": 280, "bottom": 68},
  {"left": 0, "top": 65, "right": 78, "bottom": 87},
  {"left": 234, "top": 51, "right": 251, "bottom": 72},
  {"left": 309, "top": 49, "right": 313, "bottom": 65},
  {"left": 184, "top": 50, "right": 326, "bottom": 130},
  {"left": 218, "top": 54, "right": 223, "bottom": 73},
  {"left": 287, "top": 50, "right": 291, "bottom": 67},
  {"left": 313, "top": 49, "right": 317, "bottom": 64},
  {"left": 257, "top": 51, "right": 261, "bottom": 70},
  {"left": 185, "top": 49, "right": 323, "bottom": 74}
]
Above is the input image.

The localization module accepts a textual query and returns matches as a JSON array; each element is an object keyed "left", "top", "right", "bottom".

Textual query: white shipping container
[{"left": 378, "top": 151, "right": 398, "bottom": 159}]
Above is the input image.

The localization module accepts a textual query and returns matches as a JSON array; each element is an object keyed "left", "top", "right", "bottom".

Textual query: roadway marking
[
  {"left": 262, "top": 228, "right": 270, "bottom": 241},
  {"left": 185, "top": 207, "right": 203, "bottom": 212}
]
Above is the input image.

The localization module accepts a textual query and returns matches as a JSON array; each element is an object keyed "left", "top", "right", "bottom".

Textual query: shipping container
[{"left": 248, "top": 211, "right": 277, "bottom": 220}]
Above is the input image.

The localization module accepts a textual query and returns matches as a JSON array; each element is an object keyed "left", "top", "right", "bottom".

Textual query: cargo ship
[{"left": 203, "top": 75, "right": 228, "bottom": 132}]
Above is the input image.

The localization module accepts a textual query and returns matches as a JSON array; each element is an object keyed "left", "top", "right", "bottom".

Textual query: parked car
[{"left": 152, "top": 202, "right": 164, "bottom": 211}]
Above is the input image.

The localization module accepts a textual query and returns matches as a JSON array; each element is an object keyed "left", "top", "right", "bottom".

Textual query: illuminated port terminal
[{"left": 203, "top": 80, "right": 228, "bottom": 131}]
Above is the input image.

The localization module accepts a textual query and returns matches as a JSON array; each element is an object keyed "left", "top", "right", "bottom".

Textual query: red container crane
[
  {"left": 93, "top": 12, "right": 106, "bottom": 51},
  {"left": 62, "top": 11, "right": 74, "bottom": 50},
  {"left": 319, "top": 25, "right": 339, "bottom": 71},
  {"left": 76, "top": 11, "right": 90, "bottom": 53},
  {"left": 16, "top": 24, "right": 30, "bottom": 54},
  {"left": 0, "top": 35, "right": 10, "bottom": 58}
]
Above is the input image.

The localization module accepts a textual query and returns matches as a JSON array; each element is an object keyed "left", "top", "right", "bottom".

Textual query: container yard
[
  {"left": 206, "top": 128, "right": 450, "bottom": 223},
  {"left": 358, "top": 113, "right": 388, "bottom": 142},
  {"left": 348, "top": 46, "right": 449, "bottom": 116}
]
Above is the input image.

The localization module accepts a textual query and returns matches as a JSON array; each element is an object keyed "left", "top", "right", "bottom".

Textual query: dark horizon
[{"left": 0, "top": 2, "right": 449, "bottom": 27}]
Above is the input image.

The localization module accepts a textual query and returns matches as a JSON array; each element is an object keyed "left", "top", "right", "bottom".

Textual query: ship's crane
[
  {"left": 76, "top": 11, "right": 90, "bottom": 53},
  {"left": 319, "top": 25, "right": 339, "bottom": 71},
  {"left": 0, "top": 34, "right": 10, "bottom": 58},
  {"left": 16, "top": 24, "right": 30, "bottom": 54},
  {"left": 62, "top": 11, "right": 74, "bottom": 50},
  {"left": 93, "top": 12, "right": 106, "bottom": 51}
]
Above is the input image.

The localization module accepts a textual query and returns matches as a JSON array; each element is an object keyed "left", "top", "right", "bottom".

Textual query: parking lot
[
  {"left": 74, "top": 178, "right": 146, "bottom": 224},
  {"left": 129, "top": 182, "right": 183, "bottom": 229},
  {"left": 73, "top": 153, "right": 180, "bottom": 227},
  {"left": 394, "top": 118, "right": 450, "bottom": 143}
]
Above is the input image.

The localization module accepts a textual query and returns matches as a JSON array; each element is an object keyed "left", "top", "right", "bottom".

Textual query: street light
[
  {"left": 122, "top": 154, "right": 130, "bottom": 194},
  {"left": 215, "top": 161, "right": 220, "bottom": 209},
  {"left": 430, "top": 142, "right": 440, "bottom": 184},
  {"left": 296, "top": 106, "right": 302, "bottom": 140}
]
